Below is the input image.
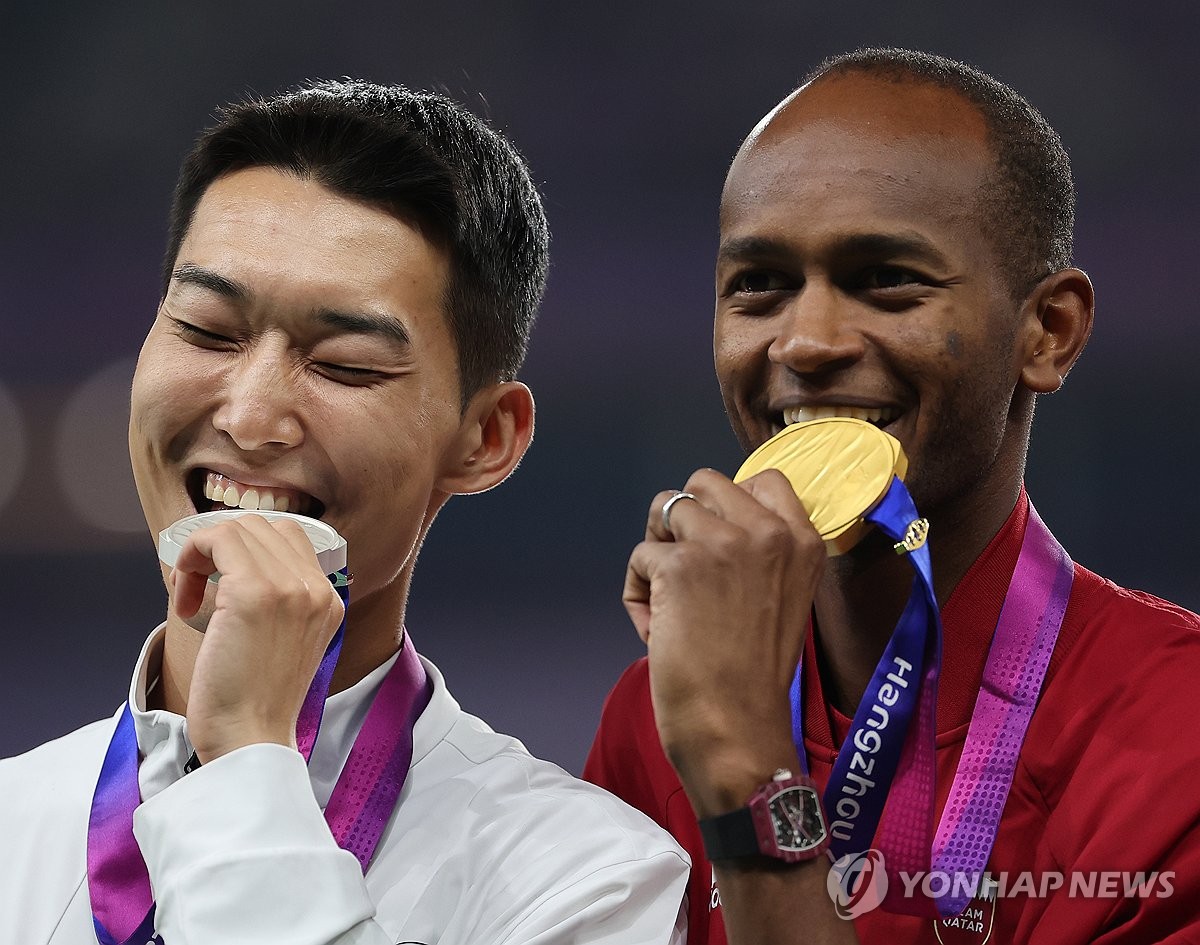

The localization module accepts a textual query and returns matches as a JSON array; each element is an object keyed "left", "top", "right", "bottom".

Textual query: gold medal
[{"left": 734, "top": 417, "right": 908, "bottom": 555}]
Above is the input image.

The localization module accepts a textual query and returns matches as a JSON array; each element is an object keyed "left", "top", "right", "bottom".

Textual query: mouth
[
  {"left": 770, "top": 404, "right": 902, "bottom": 437},
  {"left": 186, "top": 469, "right": 326, "bottom": 520}
]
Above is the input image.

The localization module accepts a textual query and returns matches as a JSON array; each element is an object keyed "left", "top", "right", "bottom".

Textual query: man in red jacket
[{"left": 585, "top": 47, "right": 1200, "bottom": 945}]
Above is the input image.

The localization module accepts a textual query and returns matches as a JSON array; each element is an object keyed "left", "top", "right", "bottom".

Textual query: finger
[
  {"left": 739, "top": 468, "right": 817, "bottom": 525},
  {"left": 647, "top": 467, "right": 777, "bottom": 542},
  {"left": 173, "top": 519, "right": 301, "bottom": 620},
  {"left": 229, "top": 516, "right": 345, "bottom": 632},
  {"left": 736, "top": 470, "right": 830, "bottom": 564},
  {"left": 235, "top": 513, "right": 321, "bottom": 570},
  {"left": 177, "top": 519, "right": 300, "bottom": 580},
  {"left": 676, "top": 467, "right": 826, "bottom": 560},
  {"left": 650, "top": 466, "right": 802, "bottom": 543},
  {"left": 171, "top": 565, "right": 209, "bottom": 620},
  {"left": 623, "top": 540, "right": 676, "bottom": 643},
  {"left": 682, "top": 466, "right": 803, "bottom": 529},
  {"left": 172, "top": 522, "right": 258, "bottom": 619},
  {"left": 218, "top": 518, "right": 342, "bottom": 621},
  {"left": 274, "top": 517, "right": 324, "bottom": 563},
  {"left": 646, "top": 488, "right": 707, "bottom": 543}
]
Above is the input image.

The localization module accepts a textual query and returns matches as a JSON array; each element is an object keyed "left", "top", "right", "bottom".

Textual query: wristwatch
[{"left": 698, "top": 768, "right": 830, "bottom": 863}]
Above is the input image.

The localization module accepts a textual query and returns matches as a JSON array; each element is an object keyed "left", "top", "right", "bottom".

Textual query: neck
[
  {"left": 151, "top": 575, "right": 411, "bottom": 717},
  {"left": 811, "top": 476, "right": 1021, "bottom": 716}
]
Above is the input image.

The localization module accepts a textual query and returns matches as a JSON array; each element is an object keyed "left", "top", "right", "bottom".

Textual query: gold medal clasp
[{"left": 894, "top": 518, "right": 930, "bottom": 555}]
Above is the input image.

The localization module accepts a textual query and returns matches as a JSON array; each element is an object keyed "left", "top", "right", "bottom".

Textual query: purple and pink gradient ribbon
[
  {"left": 926, "top": 503, "right": 1071, "bottom": 914},
  {"left": 325, "top": 637, "right": 431, "bottom": 870},
  {"left": 87, "top": 569, "right": 431, "bottom": 944},
  {"left": 792, "top": 482, "right": 1072, "bottom": 918},
  {"left": 87, "top": 705, "right": 159, "bottom": 945}
]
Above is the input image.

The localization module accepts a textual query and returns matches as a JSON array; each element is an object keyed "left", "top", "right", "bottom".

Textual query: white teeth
[
  {"left": 234, "top": 486, "right": 292, "bottom": 513},
  {"left": 784, "top": 405, "right": 898, "bottom": 427},
  {"left": 202, "top": 471, "right": 307, "bottom": 514}
]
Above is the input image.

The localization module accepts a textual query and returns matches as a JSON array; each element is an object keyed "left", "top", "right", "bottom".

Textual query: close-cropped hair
[
  {"left": 163, "top": 79, "right": 550, "bottom": 403},
  {"left": 805, "top": 47, "right": 1074, "bottom": 299}
]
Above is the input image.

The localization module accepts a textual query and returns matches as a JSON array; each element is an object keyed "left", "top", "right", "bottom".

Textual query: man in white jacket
[{"left": 0, "top": 79, "right": 688, "bottom": 945}]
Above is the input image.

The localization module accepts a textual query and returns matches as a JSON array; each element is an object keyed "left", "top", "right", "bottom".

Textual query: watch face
[{"left": 769, "top": 785, "right": 827, "bottom": 853}]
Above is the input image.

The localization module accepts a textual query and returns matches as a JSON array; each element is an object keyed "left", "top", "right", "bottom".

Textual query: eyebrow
[
  {"left": 315, "top": 309, "right": 412, "bottom": 349},
  {"left": 835, "top": 232, "right": 951, "bottom": 268},
  {"left": 718, "top": 231, "right": 952, "bottom": 269},
  {"left": 171, "top": 264, "right": 250, "bottom": 300},
  {"left": 716, "top": 236, "right": 792, "bottom": 264},
  {"left": 171, "top": 263, "right": 412, "bottom": 348}
]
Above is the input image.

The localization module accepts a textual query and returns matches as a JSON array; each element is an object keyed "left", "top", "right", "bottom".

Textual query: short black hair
[
  {"left": 163, "top": 79, "right": 549, "bottom": 403},
  {"left": 804, "top": 48, "right": 1074, "bottom": 297}
]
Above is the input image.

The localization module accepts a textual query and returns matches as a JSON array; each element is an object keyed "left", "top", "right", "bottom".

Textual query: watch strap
[{"left": 699, "top": 806, "right": 761, "bottom": 861}]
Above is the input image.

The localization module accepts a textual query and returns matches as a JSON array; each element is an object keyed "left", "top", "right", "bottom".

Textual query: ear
[
  {"left": 435, "top": 381, "right": 535, "bottom": 495},
  {"left": 1018, "top": 267, "right": 1095, "bottom": 394}
]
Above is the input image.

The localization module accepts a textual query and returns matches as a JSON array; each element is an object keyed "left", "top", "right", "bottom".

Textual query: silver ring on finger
[{"left": 661, "top": 491, "right": 699, "bottom": 536}]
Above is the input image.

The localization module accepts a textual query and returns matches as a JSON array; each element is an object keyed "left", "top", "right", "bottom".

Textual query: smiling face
[
  {"left": 716, "top": 74, "right": 1036, "bottom": 519},
  {"left": 130, "top": 166, "right": 471, "bottom": 613}
]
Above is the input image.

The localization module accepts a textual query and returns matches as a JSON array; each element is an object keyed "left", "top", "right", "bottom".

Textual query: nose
[
  {"left": 767, "top": 283, "right": 867, "bottom": 376},
  {"left": 211, "top": 345, "right": 304, "bottom": 451}
]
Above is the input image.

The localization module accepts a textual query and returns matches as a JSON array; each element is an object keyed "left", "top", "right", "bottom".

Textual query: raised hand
[
  {"left": 170, "top": 514, "right": 346, "bottom": 763},
  {"left": 624, "top": 467, "right": 826, "bottom": 816}
]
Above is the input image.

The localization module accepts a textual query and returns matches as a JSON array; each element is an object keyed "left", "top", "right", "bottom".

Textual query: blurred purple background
[{"left": 2, "top": 2, "right": 1197, "bottom": 771}]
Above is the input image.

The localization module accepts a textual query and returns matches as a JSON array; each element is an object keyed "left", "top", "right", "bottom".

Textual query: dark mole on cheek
[{"left": 945, "top": 331, "right": 963, "bottom": 359}]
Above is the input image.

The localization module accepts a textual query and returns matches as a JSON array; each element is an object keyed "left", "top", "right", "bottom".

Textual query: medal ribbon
[
  {"left": 927, "top": 502, "right": 1072, "bottom": 915},
  {"left": 791, "top": 482, "right": 1072, "bottom": 918},
  {"left": 87, "top": 569, "right": 432, "bottom": 944}
]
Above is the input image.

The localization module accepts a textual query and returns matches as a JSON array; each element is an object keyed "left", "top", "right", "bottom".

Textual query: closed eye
[
  {"left": 168, "top": 317, "right": 235, "bottom": 347},
  {"left": 311, "top": 362, "right": 390, "bottom": 385}
]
